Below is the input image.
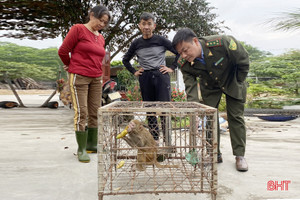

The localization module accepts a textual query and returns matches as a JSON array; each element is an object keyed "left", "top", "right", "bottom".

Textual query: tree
[
  {"left": 0, "top": 42, "right": 62, "bottom": 68},
  {"left": 267, "top": 8, "right": 300, "bottom": 31},
  {"left": 260, "top": 9, "right": 300, "bottom": 95},
  {"left": 240, "top": 42, "right": 272, "bottom": 62},
  {"left": 0, "top": 42, "right": 63, "bottom": 80},
  {"left": 0, "top": 60, "right": 57, "bottom": 80},
  {"left": 0, "top": 0, "right": 92, "bottom": 40},
  {"left": 102, "top": 0, "right": 224, "bottom": 58},
  {"left": 249, "top": 50, "right": 300, "bottom": 95},
  {"left": 0, "top": 0, "right": 224, "bottom": 59},
  {"left": 1, "top": 1, "right": 61, "bottom": 40}
]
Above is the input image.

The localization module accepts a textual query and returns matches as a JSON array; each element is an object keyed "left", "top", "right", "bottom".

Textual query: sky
[
  {"left": 0, "top": 0, "right": 300, "bottom": 60},
  {"left": 208, "top": 0, "right": 300, "bottom": 55}
]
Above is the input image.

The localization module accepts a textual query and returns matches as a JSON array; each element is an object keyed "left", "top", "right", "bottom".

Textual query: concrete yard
[{"left": 0, "top": 91, "right": 300, "bottom": 200}]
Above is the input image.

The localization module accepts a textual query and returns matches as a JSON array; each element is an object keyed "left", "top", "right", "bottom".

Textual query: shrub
[
  {"left": 116, "top": 68, "right": 136, "bottom": 90},
  {"left": 126, "top": 85, "right": 142, "bottom": 101},
  {"left": 171, "top": 87, "right": 187, "bottom": 102}
]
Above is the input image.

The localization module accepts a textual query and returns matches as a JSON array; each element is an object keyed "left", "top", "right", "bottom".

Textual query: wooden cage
[{"left": 98, "top": 101, "right": 218, "bottom": 200}]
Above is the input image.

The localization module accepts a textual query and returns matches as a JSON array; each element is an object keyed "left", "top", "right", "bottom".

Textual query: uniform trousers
[{"left": 204, "top": 91, "right": 246, "bottom": 157}]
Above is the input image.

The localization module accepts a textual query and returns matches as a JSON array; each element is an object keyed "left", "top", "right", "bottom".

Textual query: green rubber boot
[
  {"left": 86, "top": 127, "right": 98, "bottom": 153},
  {"left": 75, "top": 131, "right": 90, "bottom": 163}
]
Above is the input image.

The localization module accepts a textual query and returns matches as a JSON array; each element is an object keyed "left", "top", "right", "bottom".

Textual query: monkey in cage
[{"left": 117, "top": 119, "right": 179, "bottom": 171}]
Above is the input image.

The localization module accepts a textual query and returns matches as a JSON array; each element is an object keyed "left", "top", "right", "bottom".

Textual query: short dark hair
[
  {"left": 172, "top": 28, "right": 197, "bottom": 49},
  {"left": 139, "top": 12, "right": 156, "bottom": 23},
  {"left": 88, "top": 5, "right": 111, "bottom": 26}
]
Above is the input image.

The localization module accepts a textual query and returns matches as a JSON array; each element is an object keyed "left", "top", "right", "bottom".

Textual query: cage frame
[{"left": 98, "top": 101, "right": 218, "bottom": 200}]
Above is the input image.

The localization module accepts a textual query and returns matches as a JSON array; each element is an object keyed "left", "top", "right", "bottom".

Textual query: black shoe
[
  {"left": 157, "top": 154, "right": 166, "bottom": 162},
  {"left": 217, "top": 153, "right": 223, "bottom": 163}
]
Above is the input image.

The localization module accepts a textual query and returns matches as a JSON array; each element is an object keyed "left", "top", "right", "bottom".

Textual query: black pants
[{"left": 139, "top": 69, "right": 171, "bottom": 140}]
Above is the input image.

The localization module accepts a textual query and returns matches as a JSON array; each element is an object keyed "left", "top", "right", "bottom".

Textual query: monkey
[{"left": 120, "top": 119, "right": 179, "bottom": 171}]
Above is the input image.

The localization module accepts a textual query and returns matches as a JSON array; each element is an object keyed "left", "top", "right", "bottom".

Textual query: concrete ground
[{"left": 0, "top": 92, "right": 300, "bottom": 200}]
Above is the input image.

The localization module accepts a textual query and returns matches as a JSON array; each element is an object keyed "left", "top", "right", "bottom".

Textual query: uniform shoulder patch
[
  {"left": 229, "top": 39, "right": 237, "bottom": 50},
  {"left": 206, "top": 38, "right": 223, "bottom": 47},
  {"left": 177, "top": 56, "right": 187, "bottom": 67}
]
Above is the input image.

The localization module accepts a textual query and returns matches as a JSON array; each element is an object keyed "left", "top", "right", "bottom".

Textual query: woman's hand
[{"left": 63, "top": 65, "right": 69, "bottom": 71}]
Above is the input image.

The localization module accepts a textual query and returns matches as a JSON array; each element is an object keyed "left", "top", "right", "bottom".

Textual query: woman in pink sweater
[{"left": 58, "top": 5, "right": 111, "bottom": 163}]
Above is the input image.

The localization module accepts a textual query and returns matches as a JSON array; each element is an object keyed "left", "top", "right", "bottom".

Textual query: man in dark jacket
[
  {"left": 172, "top": 28, "right": 249, "bottom": 172},
  {"left": 122, "top": 12, "right": 177, "bottom": 146}
]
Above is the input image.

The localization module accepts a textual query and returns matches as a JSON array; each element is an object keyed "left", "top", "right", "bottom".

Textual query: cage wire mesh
[{"left": 98, "top": 101, "right": 218, "bottom": 200}]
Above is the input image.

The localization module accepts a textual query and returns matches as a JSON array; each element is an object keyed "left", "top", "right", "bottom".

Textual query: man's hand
[
  {"left": 134, "top": 68, "right": 144, "bottom": 77},
  {"left": 160, "top": 65, "right": 174, "bottom": 74}
]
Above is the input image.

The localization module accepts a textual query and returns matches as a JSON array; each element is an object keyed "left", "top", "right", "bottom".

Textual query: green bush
[
  {"left": 171, "top": 87, "right": 187, "bottom": 102},
  {"left": 116, "top": 68, "right": 142, "bottom": 101},
  {"left": 111, "top": 60, "right": 123, "bottom": 66},
  {"left": 125, "top": 85, "right": 142, "bottom": 101},
  {"left": 116, "top": 68, "right": 136, "bottom": 90}
]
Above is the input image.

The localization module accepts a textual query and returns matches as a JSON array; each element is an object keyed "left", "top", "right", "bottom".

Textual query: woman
[{"left": 58, "top": 5, "right": 111, "bottom": 163}]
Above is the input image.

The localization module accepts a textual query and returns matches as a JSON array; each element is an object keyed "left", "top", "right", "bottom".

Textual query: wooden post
[
  {"left": 40, "top": 90, "right": 57, "bottom": 107},
  {"left": 40, "top": 70, "right": 60, "bottom": 107},
  {"left": 3, "top": 72, "right": 26, "bottom": 107}
]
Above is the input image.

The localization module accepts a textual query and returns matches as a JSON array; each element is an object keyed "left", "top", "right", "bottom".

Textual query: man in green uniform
[{"left": 172, "top": 28, "right": 249, "bottom": 172}]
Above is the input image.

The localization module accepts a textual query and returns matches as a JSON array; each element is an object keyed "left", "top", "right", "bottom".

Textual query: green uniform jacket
[{"left": 179, "top": 35, "right": 249, "bottom": 106}]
